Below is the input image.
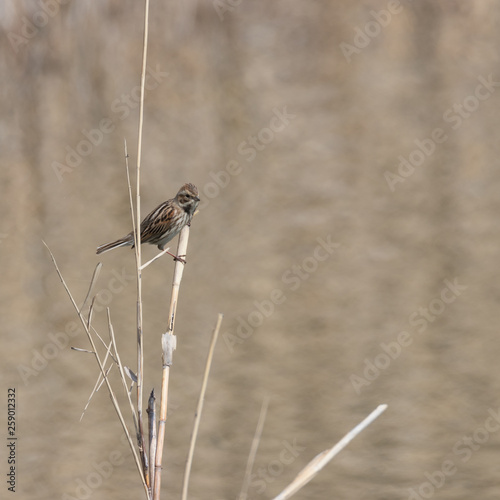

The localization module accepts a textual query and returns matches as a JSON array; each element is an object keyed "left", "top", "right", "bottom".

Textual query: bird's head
[{"left": 176, "top": 183, "right": 200, "bottom": 214}]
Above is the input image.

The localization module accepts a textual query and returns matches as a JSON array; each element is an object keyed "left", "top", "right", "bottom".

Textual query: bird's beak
[{"left": 194, "top": 196, "right": 200, "bottom": 202}]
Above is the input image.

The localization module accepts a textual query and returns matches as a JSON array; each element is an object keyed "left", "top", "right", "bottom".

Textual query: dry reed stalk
[
  {"left": 124, "top": 137, "right": 149, "bottom": 488},
  {"left": 122, "top": 0, "right": 151, "bottom": 486},
  {"left": 147, "top": 390, "right": 157, "bottom": 492},
  {"left": 140, "top": 248, "right": 171, "bottom": 270},
  {"left": 79, "top": 337, "right": 114, "bottom": 421},
  {"left": 238, "top": 395, "right": 270, "bottom": 500},
  {"left": 181, "top": 313, "right": 224, "bottom": 500},
  {"left": 272, "top": 404, "right": 388, "bottom": 500},
  {"left": 153, "top": 224, "right": 191, "bottom": 500},
  {"left": 79, "top": 262, "right": 102, "bottom": 313},
  {"left": 44, "top": 246, "right": 149, "bottom": 497},
  {"left": 107, "top": 308, "right": 141, "bottom": 441}
]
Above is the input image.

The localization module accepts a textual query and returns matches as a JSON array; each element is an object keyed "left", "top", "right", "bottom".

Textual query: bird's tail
[{"left": 96, "top": 237, "right": 132, "bottom": 255}]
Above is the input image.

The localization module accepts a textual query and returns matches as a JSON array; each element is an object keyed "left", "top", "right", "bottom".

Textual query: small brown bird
[{"left": 96, "top": 183, "right": 200, "bottom": 258}]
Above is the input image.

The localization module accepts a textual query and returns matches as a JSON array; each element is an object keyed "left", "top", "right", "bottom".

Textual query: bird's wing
[{"left": 139, "top": 200, "right": 176, "bottom": 243}]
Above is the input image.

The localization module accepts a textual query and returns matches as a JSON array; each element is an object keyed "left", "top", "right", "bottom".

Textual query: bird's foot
[{"left": 168, "top": 252, "right": 186, "bottom": 264}]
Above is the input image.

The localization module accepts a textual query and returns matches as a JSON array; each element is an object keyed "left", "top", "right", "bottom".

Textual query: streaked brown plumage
[{"left": 96, "top": 183, "right": 200, "bottom": 255}]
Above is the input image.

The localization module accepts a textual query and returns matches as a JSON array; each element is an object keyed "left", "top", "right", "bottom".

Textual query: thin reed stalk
[
  {"left": 147, "top": 390, "right": 157, "bottom": 492},
  {"left": 238, "top": 395, "right": 270, "bottom": 500},
  {"left": 272, "top": 404, "right": 388, "bottom": 500},
  {"left": 181, "top": 314, "right": 223, "bottom": 500},
  {"left": 128, "top": 0, "right": 151, "bottom": 488},
  {"left": 44, "top": 245, "right": 149, "bottom": 497},
  {"left": 153, "top": 224, "right": 191, "bottom": 500}
]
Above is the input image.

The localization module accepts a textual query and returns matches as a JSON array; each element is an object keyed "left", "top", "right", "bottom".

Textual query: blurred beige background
[{"left": 2, "top": 1, "right": 500, "bottom": 499}]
